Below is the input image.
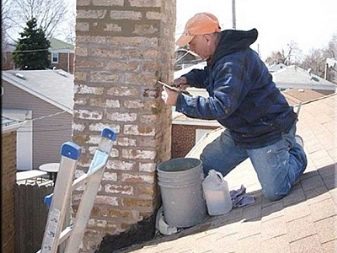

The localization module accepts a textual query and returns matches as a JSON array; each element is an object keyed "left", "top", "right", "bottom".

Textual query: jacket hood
[{"left": 210, "top": 28, "right": 258, "bottom": 66}]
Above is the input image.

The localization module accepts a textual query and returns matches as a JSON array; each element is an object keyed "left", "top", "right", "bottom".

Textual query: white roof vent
[{"left": 15, "top": 73, "right": 25, "bottom": 79}]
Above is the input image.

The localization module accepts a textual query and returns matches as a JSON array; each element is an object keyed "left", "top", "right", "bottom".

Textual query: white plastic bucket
[{"left": 157, "top": 158, "right": 207, "bottom": 228}]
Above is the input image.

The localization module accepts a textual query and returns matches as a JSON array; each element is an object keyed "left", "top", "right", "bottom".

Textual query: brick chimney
[{"left": 72, "top": 0, "right": 175, "bottom": 252}]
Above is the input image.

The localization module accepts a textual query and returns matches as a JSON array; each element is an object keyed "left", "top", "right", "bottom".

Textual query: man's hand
[
  {"left": 161, "top": 87, "right": 179, "bottom": 106},
  {"left": 173, "top": 76, "right": 189, "bottom": 90}
]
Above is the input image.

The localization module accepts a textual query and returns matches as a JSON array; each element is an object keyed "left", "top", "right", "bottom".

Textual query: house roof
[
  {"left": 272, "top": 65, "right": 337, "bottom": 91},
  {"left": 1, "top": 116, "right": 24, "bottom": 134},
  {"left": 49, "top": 38, "right": 74, "bottom": 52},
  {"left": 120, "top": 93, "right": 337, "bottom": 253},
  {"left": 282, "top": 89, "right": 334, "bottom": 106},
  {"left": 268, "top": 63, "right": 287, "bottom": 72},
  {"left": 2, "top": 69, "right": 74, "bottom": 113}
]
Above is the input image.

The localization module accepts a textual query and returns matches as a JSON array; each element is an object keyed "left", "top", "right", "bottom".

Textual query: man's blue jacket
[{"left": 176, "top": 29, "right": 297, "bottom": 148}]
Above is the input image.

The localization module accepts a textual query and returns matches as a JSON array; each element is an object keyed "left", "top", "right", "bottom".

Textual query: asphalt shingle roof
[
  {"left": 2, "top": 69, "right": 74, "bottom": 113},
  {"left": 119, "top": 93, "right": 337, "bottom": 253}
]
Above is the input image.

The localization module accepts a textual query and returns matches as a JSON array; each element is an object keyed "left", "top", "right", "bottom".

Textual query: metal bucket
[{"left": 157, "top": 158, "right": 207, "bottom": 228}]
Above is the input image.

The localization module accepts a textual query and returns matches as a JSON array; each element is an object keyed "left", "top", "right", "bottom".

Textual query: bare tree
[
  {"left": 6, "top": 0, "right": 68, "bottom": 39},
  {"left": 57, "top": 2, "right": 76, "bottom": 44},
  {"left": 2, "top": 0, "right": 13, "bottom": 50},
  {"left": 265, "top": 41, "right": 302, "bottom": 66},
  {"left": 300, "top": 35, "right": 337, "bottom": 82}
]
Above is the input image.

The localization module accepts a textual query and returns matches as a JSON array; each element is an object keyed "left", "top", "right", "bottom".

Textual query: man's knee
[
  {"left": 264, "top": 191, "right": 285, "bottom": 201},
  {"left": 262, "top": 183, "right": 291, "bottom": 201}
]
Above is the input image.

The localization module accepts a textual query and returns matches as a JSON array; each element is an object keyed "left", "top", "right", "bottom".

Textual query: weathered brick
[
  {"left": 122, "top": 198, "right": 154, "bottom": 208},
  {"left": 107, "top": 112, "right": 137, "bottom": 122},
  {"left": 89, "top": 123, "right": 120, "bottom": 133},
  {"left": 121, "top": 173, "right": 154, "bottom": 184},
  {"left": 72, "top": 123, "right": 86, "bottom": 131},
  {"left": 77, "top": 10, "right": 108, "bottom": 19},
  {"left": 95, "top": 195, "right": 118, "bottom": 206},
  {"left": 76, "top": 84, "right": 104, "bottom": 95},
  {"left": 106, "top": 160, "right": 136, "bottom": 171},
  {"left": 76, "top": 35, "right": 107, "bottom": 44},
  {"left": 110, "top": 10, "right": 142, "bottom": 20},
  {"left": 75, "top": 109, "right": 103, "bottom": 120},
  {"left": 90, "top": 71, "right": 119, "bottom": 82},
  {"left": 74, "top": 71, "right": 87, "bottom": 81},
  {"left": 106, "top": 99, "right": 120, "bottom": 108},
  {"left": 122, "top": 148, "right": 156, "bottom": 160},
  {"left": 128, "top": 0, "right": 161, "bottom": 7},
  {"left": 106, "top": 36, "right": 159, "bottom": 47},
  {"left": 1, "top": 132, "right": 16, "bottom": 253},
  {"left": 104, "top": 184, "right": 133, "bottom": 195},
  {"left": 146, "top": 11, "right": 161, "bottom": 20},
  {"left": 103, "top": 23, "right": 122, "bottom": 32},
  {"left": 77, "top": 0, "right": 90, "bottom": 6},
  {"left": 133, "top": 24, "right": 159, "bottom": 36},
  {"left": 107, "top": 86, "right": 139, "bottom": 97},
  {"left": 117, "top": 137, "right": 137, "bottom": 147},
  {"left": 73, "top": 0, "right": 175, "bottom": 247},
  {"left": 89, "top": 48, "right": 123, "bottom": 58},
  {"left": 93, "top": 0, "right": 124, "bottom": 6},
  {"left": 76, "top": 22, "right": 90, "bottom": 32},
  {"left": 139, "top": 162, "right": 156, "bottom": 172},
  {"left": 124, "top": 125, "right": 155, "bottom": 136},
  {"left": 75, "top": 47, "right": 88, "bottom": 56},
  {"left": 88, "top": 135, "right": 101, "bottom": 144},
  {"left": 104, "top": 61, "right": 140, "bottom": 71},
  {"left": 123, "top": 100, "right": 144, "bottom": 109}
]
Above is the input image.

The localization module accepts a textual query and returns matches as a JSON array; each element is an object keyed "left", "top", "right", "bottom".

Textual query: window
[{"left": 51, "top": 52, "right": 59, "bottom": 63}]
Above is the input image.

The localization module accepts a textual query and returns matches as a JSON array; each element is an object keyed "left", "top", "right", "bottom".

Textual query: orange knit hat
[{"left": 176, "top": 12, "right": 221, "bottom": 47}]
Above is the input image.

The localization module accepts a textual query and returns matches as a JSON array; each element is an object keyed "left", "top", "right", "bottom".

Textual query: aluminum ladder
[{"left": 37, "top": 127, "right": 117, "bottom": 253}]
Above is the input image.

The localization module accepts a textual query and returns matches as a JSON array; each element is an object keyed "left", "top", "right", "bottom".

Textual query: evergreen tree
[{"left": 13, "top": 18, "right": 50, "bottom": 70}]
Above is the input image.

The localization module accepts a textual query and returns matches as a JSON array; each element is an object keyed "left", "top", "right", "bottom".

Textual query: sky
[
  {"left": 176, "top": 0, "right": 337, "bottom": 60},
  {"left": 15, "top": 0, "right": 335, "bottom": 61}
]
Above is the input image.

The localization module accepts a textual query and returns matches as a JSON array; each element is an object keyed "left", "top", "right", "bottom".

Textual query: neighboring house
[
  {"left": 272, "top": 65, "right": 337, "bottom": 91},
  {"left": 1, "top": 117, "right": 23, "bottom": 253},
  {"left": 1, "top": 38, "right": 75, "bottom": 74},
  {"left": 271, "top": 65, "right": 336, "bottom": 105},
  {"left": 172, "top": 111, "right": 220, "bottom": 158},
  {"left": 1, "top": 43, "right": 16, "bottom": 70},
  {"left": 267, "top": 63, "right": 287, "bottom": 73},
  {"left": 2, "top": 69, "right": 74, "bottom": 170},
  {"left": 49, "top": 38, "right": 75, "bottom": 74}
]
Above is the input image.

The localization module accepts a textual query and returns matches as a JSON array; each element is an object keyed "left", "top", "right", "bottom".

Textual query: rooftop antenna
[{"left": 232, "top": 0, "right": 236, "bottom": 29}]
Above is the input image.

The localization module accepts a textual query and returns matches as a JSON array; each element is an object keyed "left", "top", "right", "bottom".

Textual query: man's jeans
[{"left": 200, "top": 124, "right": 307, "bottom": 201}]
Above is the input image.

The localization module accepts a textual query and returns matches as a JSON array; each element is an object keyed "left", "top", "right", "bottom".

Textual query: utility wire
[
  {"left": 4, "top": 110, "right": 68, "bottom": 125},
  {"left": 13, "top": 48, "right": 49, "bottom": 53}
]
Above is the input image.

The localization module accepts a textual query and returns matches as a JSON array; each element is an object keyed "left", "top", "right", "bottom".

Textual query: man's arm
[
  {"left": 175, "top": 66, "right": 209, "bottom": 89},
  {"left": 175, "top": 61, "right": 249, "bottom": 120}
]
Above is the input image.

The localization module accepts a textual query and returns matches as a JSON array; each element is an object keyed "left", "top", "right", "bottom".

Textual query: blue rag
[{"left": 230, "top": 185, "right": 255, "bottom": 208}]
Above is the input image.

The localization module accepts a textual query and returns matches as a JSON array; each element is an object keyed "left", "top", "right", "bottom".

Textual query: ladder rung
[
  {"left": 59, "top": 226, "right": 73, "bottom": 245},
  {"left": 72, "top": 174, "right": 88, "bottom": 190}
]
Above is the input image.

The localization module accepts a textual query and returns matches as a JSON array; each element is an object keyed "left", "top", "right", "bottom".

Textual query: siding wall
[
  {"left": 73, "top": 0, "right": 176, "bottom": 251},
  {"left": 2, "top": 81, "right": 72, "bottom": 168},
  {"left": 1, "top": 132, "right": 17, "bottom": 253}
]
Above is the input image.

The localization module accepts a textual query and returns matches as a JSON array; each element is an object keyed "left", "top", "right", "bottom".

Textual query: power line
[
  {"left": 16, "top": 128, "right": 71, "bottom": 133},
  {"left": 4, "top": 110, "right": 68, "bottom": 125},
  {"left": 13, "top": 48, "right": 49, "bottom": 53}
]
